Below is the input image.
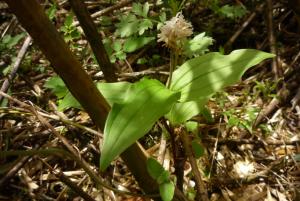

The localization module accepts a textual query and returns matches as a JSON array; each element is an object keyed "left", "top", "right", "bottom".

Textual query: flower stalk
[{"left": 157, "top": 12, "right": 193, "bottom": 88}]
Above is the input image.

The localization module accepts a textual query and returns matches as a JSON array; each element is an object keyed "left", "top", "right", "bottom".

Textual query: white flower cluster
[{"left": 157, "top": 12, "right": 193, "bottom": 50}]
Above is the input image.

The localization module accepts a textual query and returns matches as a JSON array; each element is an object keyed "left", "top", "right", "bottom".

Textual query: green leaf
[
  {"left": 147, "top": 157, "right": 166, "bottom": 180},
  {"left": 115, "top": 14, "right": 139, "bottom": 37},
  {"left": 132, "top": 2, "right": 149, "bottom": 17},
  {"left": 99, "top": 16, "right": 112, "bottom": 26},
  {"left": 137, "top": 58, "right": 148, "bottom": 64},
  {"left": 171, "top": 49, "right": 275, "bottom": 102},
  {"left": 218, "top": 5, "right": 247, "bottom": 19},
  {"left": 96, "top": 82, "right": 132, "bottom": 106},
  {"left": 166, "top": 99, "right": 207, "bottom": 125},
  {"left": 123, "top": 36, "right": 155, "bottom": 53},
  {"left": 183, "top": 32, "right": 214, "bottom": 58},
  {"left": 185, "top": 121, "right": 198, "bottom": 134},
  {"left": 2, "top": 33, "right": 25, "bottom": 49},
  {"left": 159, "top": 12, "right": 167, "bottom": 22},
  {"left": 46, "top": 3, "right": 57, "bottom": 20},
  {"left": 115, "top": 51, "right": 127, "bottom": 60},
  {"left": 138, "top": 19, "right": 153, "bottom": 35},
  {"left": 70, "top": 29, "right": 81, "bottom": 39},
  {"left": 100, "top": 78, "right": 180, "bottom": 170},
  {"left": 112, "top": 40, "right": 122, "bottom": 51},
  {"left": 58, "top": 91, "right": 81, "bottom": 111},
  {"left": 159, "top": 181, "right": 175, "bottom": 201},
  {"left": 103, "top": 38, "right": 113, "bottom": 57},
  {"left": 64, "top": 14, "right": 74, "bottom": 27},
  {"left": 132, "top": 3, "right": 143, "bottom": 16},
  {"left": 201, "top": 106, "right": 214, "bottom": 123},
  {"left": 142, "top": 2, "right": 150, "bottom": 17},
  {"left": 191, "top": 140, "right": 204, "bottom": 158},
  {"left": 44, "top": 76, "right": 81, "bottom": 111},
  {"left": 44, "top": 76, "right": 68, "bottom": 98},
  {"left": 157, "top": 170, "right": 171, "bottom": 184}
]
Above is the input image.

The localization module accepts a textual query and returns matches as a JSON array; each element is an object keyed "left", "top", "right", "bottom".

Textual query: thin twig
[
  {"left": 72, "top": 0, "right": 133, "bottom": 27},
  {"left": 0, "top": 35, "right": 31, "bottom": 103},
  {"left": 0, "top": 156, "right": 31, "bottom": 186},
  {"left": 202, "top": 137, "right": 300, "bottom": 146},
  {"left": 41, "top": 159, "right": 96, "bottom": 201},
  {"left": 253, "top": 86, "right": 290, "bottom": 127},
  {"left": 0, "top": 91, "right": 159, "bottom": 198},
  {"left": 157, "top": 134, "right": 167, "bottom": 164},
  {"left": 224, "top": 3, "right": 265, "bottom": 52},
  {"left": 0, "top": 106, "right": 102, "bottom": 137},
  {"left": 70, "top": 0, "right": 117, "bottom": 82}
]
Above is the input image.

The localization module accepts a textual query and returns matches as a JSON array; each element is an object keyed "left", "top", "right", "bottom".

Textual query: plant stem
[
  {"left": 180, "top": 127, "right": 209, "bottom": 201},
  {"left": 161, "top": 118, "right": 186, "bottom": 191},
  {"left": 167, "top": 50, "right": 179, "bottom": 88}
]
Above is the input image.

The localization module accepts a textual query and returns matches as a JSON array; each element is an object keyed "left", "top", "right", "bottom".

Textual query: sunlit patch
[{"left": 233, "top": 160, "right": 255, "bottom": 178}]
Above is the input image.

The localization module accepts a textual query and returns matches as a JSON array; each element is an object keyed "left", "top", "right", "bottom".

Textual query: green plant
[
  {"left": 99, "top": 13, "right": 273, "bottom": 200},
  {"left": 44, "top": 13, "right": 274, "bottom": 201},
  {"left": 44, "top": 76, "right": 81, "bottom": 111},
  {"left": 223, "top": 107, "right": 259, "bottom": 133},
  {"left": 207, "top": 0, "right": 248, "bottom": 19},
  {"left": 60, "top": 13, "right": 81, "bottom": 43},
  {"left": 163, "top": 0, "right": 187, "bottom": 16},
  {"left": 0, "top": 33, "right": 25, "bottom": 52},
  {"left": 253, "top": 80, "right": 278, "bottom": 100},
  {"left": 0, "top": 33, "right": 26, "bottom": 75},
  {"left": 46, "top": 3, "right": 57, "bottom": 21},
  {"left": 103, "top": 2, "right": 166, "bottom": 62},
  {"left": 147, "top": 158, "right": 175, "bottom": 201}
]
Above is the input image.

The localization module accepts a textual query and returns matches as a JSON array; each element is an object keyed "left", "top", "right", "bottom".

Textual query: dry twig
[{"left": 0, "top": 35, "right": 31, "bottom": 103}]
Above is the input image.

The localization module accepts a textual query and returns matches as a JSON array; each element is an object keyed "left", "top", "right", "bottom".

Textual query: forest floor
[{"left": 0, "top": 0, "right": 300, "bottom": 201}]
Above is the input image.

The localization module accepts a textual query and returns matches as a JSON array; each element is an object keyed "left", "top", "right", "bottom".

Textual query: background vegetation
[{"left": 0, "top": 0, "right": 300, "bottom": 200}]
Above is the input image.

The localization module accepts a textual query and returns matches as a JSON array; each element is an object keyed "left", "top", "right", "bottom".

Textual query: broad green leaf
[
  {"left": 58, "top": 91, "right": 81, "bottom": 111},
  {"left": 100, "top": 78, "right": 180, "bottom": 170},
  {"left": 123, "top": 37, "right": 155, "bottom": 53},
  {"left": 171, "top": 49, "right": 275, "bottom": 102},
  {"left": 191, "top": 140, "right": 204, "bottom": 158},
  {"left": 96, "top": 82, "right": 132, "bottom": 106},
  {"left": 44, "top": 76, "right": 68, "bottom": 98},
  {"left": 183, "top": 32, "right": 213, "bottom": 58},
  {"left": 166, "top": 99, "right": 207, "bottom": 125},
  {"left": 159, "top": 181, "right": 175, "bottom": 201},
  {"left": 147, "top": 157, "right": 165, "bottom": 180}
]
